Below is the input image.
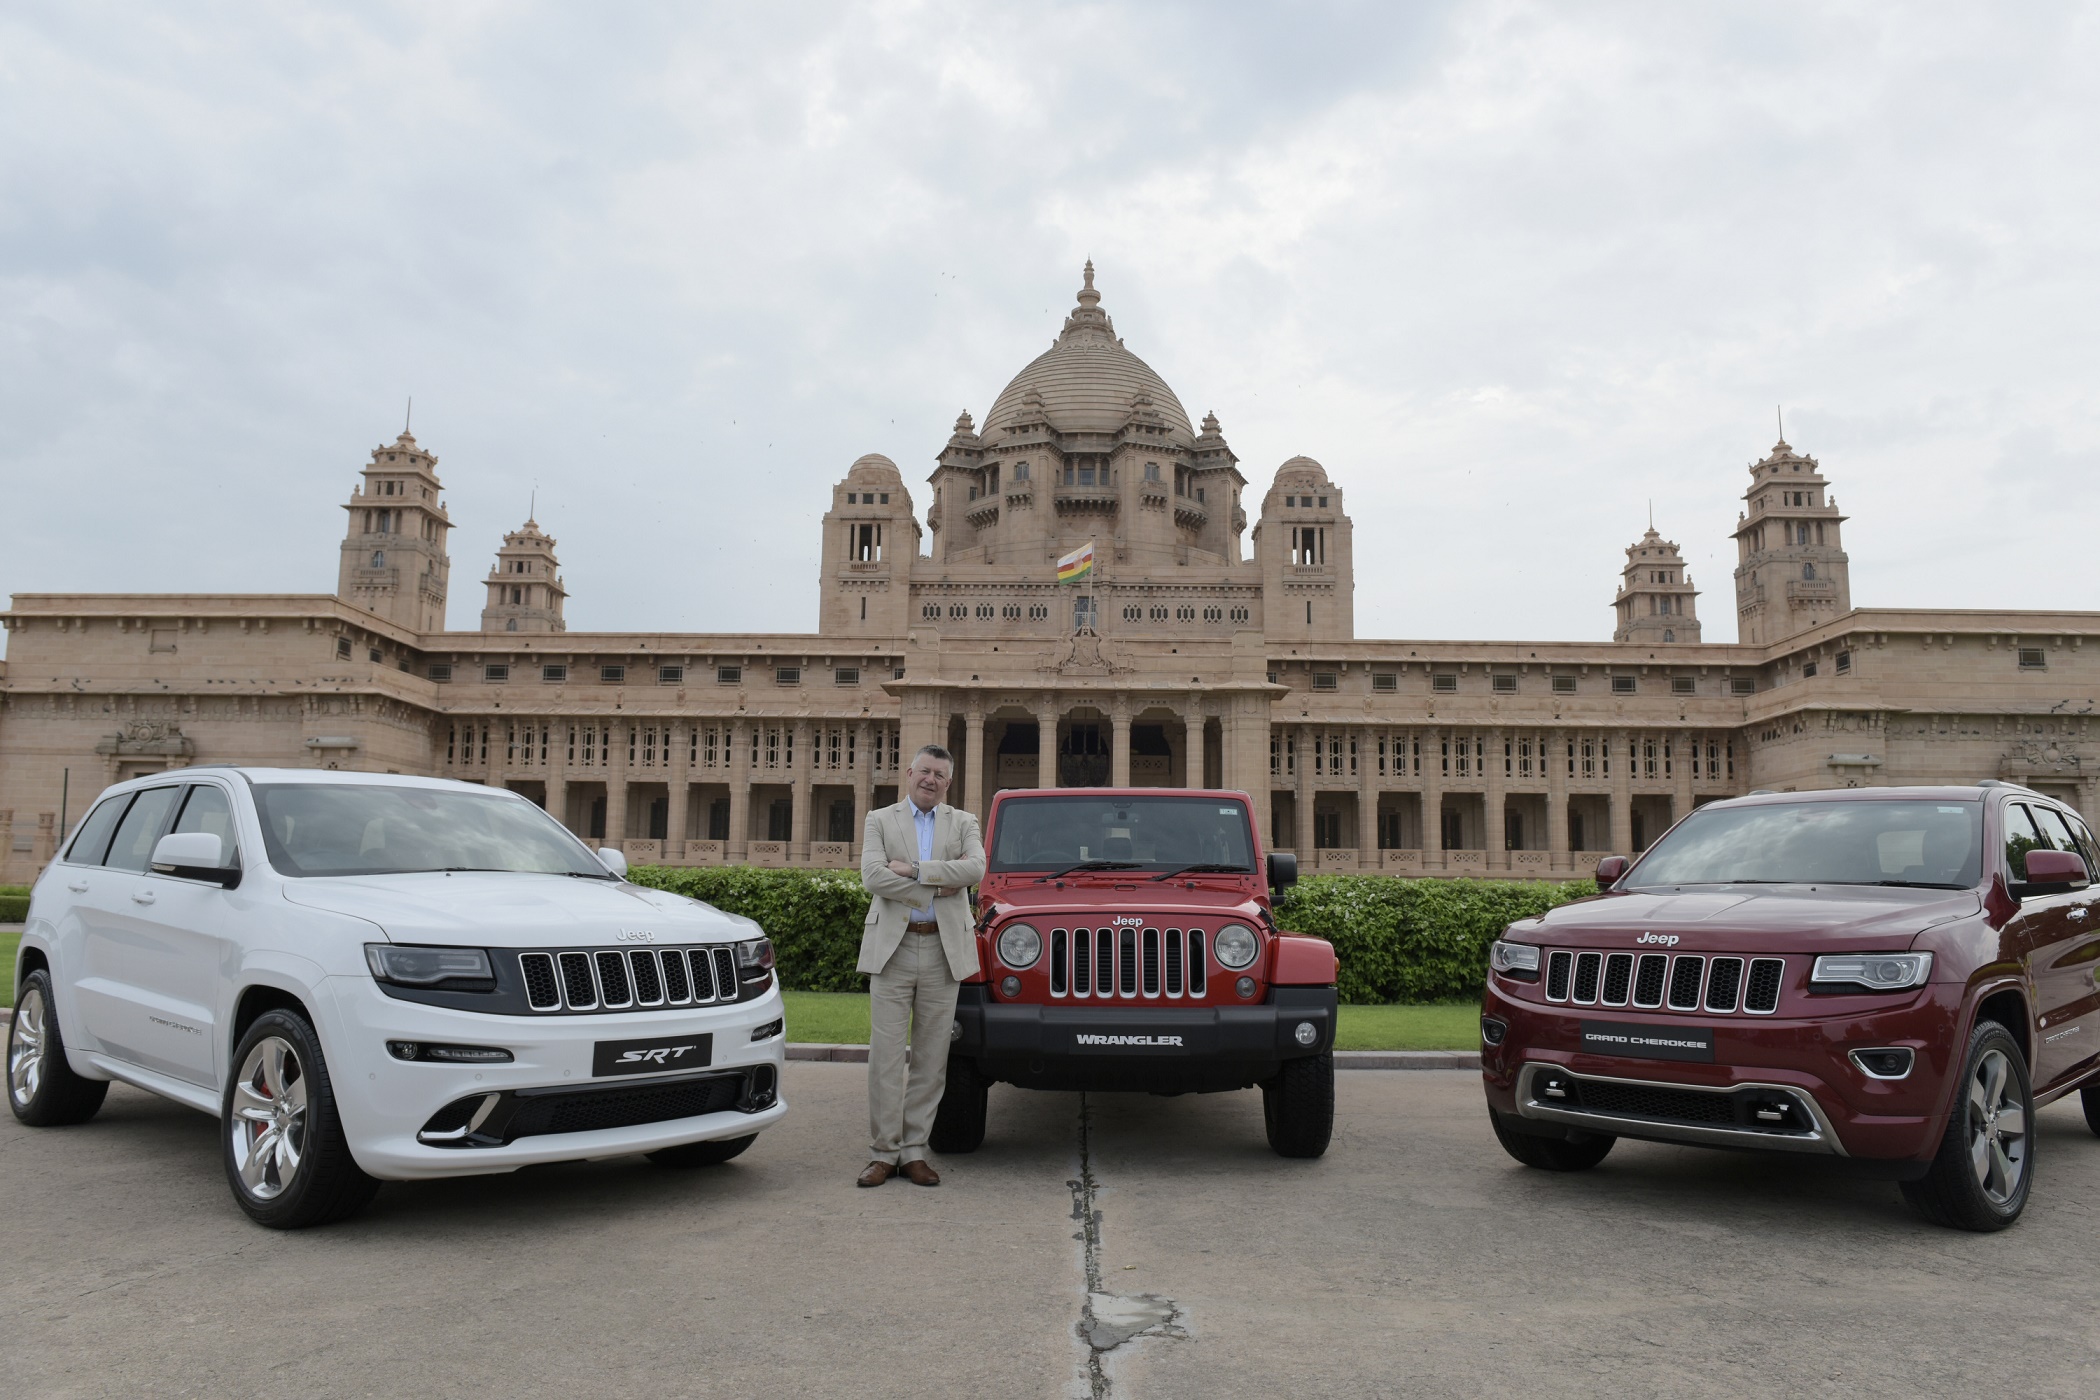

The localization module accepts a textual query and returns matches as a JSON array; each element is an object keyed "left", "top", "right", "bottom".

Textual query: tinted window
[
  {"left": 2031, "top": 806, "right": 2090, "bottom": 879},
  {"left": 2066, "top": 813, "right": 2100, "bottom": 875},
  {"left": 64, "top": 794, "right": 133, "bottom": 866},
  {"left": 988, "top": 795, "right": 1254, "bottom": 873},
  {"left": 2004, "top": 804, "right": 2050, "bottom": 879},
  {"left": 170, "top": 785, "right": 240, "bottom": 869},
  {"left": 1629, "top": 799, "right": 1983, "bottom": 889},
  {"left": 253, "top": 783, "right": 605, "bottom": 878},
  {"left": 103, "top": 787, "right": 184, "bottom": 873}
]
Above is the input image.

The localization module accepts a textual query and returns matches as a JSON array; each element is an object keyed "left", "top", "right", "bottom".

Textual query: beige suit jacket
[{"left": 858, "top": 800, "right": 987, "bottom": 980}]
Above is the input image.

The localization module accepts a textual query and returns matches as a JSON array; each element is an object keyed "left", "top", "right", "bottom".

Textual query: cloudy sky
[{"left": 4, "top": 2, "right": 2097, "bottom": 649}]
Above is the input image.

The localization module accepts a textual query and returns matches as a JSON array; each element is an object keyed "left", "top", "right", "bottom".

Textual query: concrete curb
[
  {"left": 783, "top": 1042, "right": 1479, "bottom": 1070},
  {"left": 0, "top": 1008, "right": 9, "bottom": 1029}
]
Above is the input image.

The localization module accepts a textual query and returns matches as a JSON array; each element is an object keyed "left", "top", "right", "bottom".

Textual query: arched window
[
  {"left": 370, "top": 551, "right": 385, "bottom": 568},
  {"left": 1803, "top": 563, "right": 1817, "bottom": 580},
  {"left": 1663, "top": 629, "right": 1675, "bottom": 643},
  {"left": 505, "top": 619, "right": 518, "bottom": 632}
]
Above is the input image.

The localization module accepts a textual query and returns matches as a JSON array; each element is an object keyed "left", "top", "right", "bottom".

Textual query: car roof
[
  {"left": 1707, "top": 785, "right": 1996, "bottom": 809},
  {"left": 98, "top": 767, "right": 514, "bottom": 797}
]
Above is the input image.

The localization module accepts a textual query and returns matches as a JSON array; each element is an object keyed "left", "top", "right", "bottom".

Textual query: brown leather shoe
[
  {"left": 856, "top": 1161, "right": 895, "bottom": 1188},
  {"left": 900, "top": 1159, "right": 940, "bottom": 1187}
]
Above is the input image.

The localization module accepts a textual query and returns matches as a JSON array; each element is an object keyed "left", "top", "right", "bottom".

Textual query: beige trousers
[{"left": 867, "top": 933, "right": 959, "bottom": 1165}]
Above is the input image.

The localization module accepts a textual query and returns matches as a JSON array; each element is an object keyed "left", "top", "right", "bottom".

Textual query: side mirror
[
  {"left": 2018, "top": 848, "right": 2087, "bottom": 894},
  {"left": 596, "top": 846, "right": 630, "bottom": 879},
  {"left": 150, "top": 832, "right": 239, "bottom": 888},
  {"left": 1594, "top": 855, "right": 1630, "bottom": 889},
  {"left": 1267, "top": 851, "right": 1297, "bottom": 893}
]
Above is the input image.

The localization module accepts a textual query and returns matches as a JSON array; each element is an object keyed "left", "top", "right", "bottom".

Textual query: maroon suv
[{"left": 1482, "top": 782, "right": 2100, "bottom": 1230}]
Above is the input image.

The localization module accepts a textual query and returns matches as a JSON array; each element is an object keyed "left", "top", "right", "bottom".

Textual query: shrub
[
  {"left": 1273, "top": 875, "right": 1594, "bottom": 1003},
  {"left": 630, "top": 864, "right": 1596, "bottom": 1002},
  {"left": 0, "top": 895, "right": 29, "bottom": 922}
]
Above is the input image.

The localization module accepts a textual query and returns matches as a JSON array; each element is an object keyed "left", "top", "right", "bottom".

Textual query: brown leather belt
[{"left": 905, "top": 921, "right": 941, "bottom": 934}]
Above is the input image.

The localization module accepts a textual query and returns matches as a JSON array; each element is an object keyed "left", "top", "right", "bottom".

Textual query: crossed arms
[{"left": 860, "top": 807, "right": 987, "bottom": 905}]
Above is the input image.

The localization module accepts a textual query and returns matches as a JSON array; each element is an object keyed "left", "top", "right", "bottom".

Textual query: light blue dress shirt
[{"left": 909, "top": 803, "right": 938, "bottom": 922}]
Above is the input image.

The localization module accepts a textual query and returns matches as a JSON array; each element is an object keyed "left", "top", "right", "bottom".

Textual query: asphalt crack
[{"left": 1068, "top": 1092, "right": 1184, "bottom": 1398}]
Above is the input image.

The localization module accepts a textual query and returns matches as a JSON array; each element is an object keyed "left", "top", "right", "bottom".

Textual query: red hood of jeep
[
  {"left": 1514, "top": 885, "right": 1982, "bottom": 952},
  {"left": 981, "top": 878, "right": 1265, "bottom": 925}
]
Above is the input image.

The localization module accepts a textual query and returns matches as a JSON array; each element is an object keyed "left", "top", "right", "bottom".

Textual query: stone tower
[
  {"left": 338, "top": 430, "right": 451, "bottom": 632},
  {"left": 1614, "top": 526, "right": 1700, "bottom": 643},
  {"left": 1252, "top": 455, "right": 1355, "bottom": 643},
  {"left": 480, "top": 518, "right": 567, "bottom": 633},
  {"left": 1730, "top": 438, "right": 1850, "bottom": 645},
  {"left": 817, "top": 454, "right": 920, "bottom": 636}
]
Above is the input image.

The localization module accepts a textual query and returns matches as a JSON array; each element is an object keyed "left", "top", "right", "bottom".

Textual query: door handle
[
  {"left": 68, "top": 880, "right": 89, "bottom": 893},
  {"left": 131, "top": 890, "right": 156, "bottom": 906}
]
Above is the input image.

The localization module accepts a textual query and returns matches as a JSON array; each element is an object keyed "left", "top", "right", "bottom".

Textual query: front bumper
[
  {"left": 317, "top": 974, "right": 788, "bottom": 1180},
  {"left": 954, "top": 985, "right": 1336, "bottom": 1093},
  {"left": 1481, "top": 977, "right": 1962, "bottom": 1162}
]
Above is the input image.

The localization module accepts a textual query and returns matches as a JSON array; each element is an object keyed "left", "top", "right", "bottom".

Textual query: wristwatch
[{"left": 911, "top": 860, "right": 922, "bottom": 881}]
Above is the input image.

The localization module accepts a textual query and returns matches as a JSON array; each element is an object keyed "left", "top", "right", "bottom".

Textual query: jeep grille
[
  {"left": 1049, "top": 927, "right": 1209, "bottom": 1000},
  {"left": 519, "top": 946, "right": 740, "bottom": 1014},
  {"left": 1543, "top": 950, "right": 1785, "bottom": 1016}
]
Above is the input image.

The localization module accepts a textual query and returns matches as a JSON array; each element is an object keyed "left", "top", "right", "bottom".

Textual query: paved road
[{"left": 4, "top": 1065, "right": 2099, "bottom": 1398}]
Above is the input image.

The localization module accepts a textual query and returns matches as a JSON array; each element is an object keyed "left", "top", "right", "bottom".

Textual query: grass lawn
[
  {"left": 1, "top": 931, "right": 18, "bottom": 1008},
  {"left": 783, "top": 989, "right": 1480, "bottom": 1052}
]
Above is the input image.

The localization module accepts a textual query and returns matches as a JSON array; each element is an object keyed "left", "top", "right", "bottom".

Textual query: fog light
[
  {"left": 388, "top": 1041, "right": 418, "bottom": 1061},
  {"left": 1000, "top": 975, "right": 1022, "bottom": 998},
  {"left": 1235, "top": 976, "right": 1257, "bottom": 999},
  {"left": 1480, "top": 1016, "right": 1507, "bottom": 1046},
  {"left": 390, "top": 1040, "right": 512, "bottom": 1064},
  {"left": 1293, "top": 1021, "right": 1317, "bottom": 1047},
  {"left": 1849, "top": 1047, "right": 1915, "bottom": 1080},
  {"left": 749, "top": 1018, "right": 784, "bottom": 1042}
]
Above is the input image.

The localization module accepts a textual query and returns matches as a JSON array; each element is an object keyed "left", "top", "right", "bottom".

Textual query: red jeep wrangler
[
  {"left": 930, "top": 788, "right": 1338, "bottom": 1158},
  {"left": 1483, "top": 782, "right": 2100, "bottom": 1230}
]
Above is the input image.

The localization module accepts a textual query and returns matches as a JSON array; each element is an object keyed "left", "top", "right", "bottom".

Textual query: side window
[
  {"left": 170, "top": 785, "right": 241, "bottom": 870},
  {"left": 2065, "top": 813, "right": 2100, "bottom": 877},
  {"left": 2003, "top": 804, "right": 2050, "bottom": 883},
  {"left": 102, "top": 787, "right": 184, "bottom": 874},
  {"left": 64, "top": 794, "right": 134, "bottom": 866},
  {"left": 2032, "top": 807, "right": 2091, "bottom": 879}
]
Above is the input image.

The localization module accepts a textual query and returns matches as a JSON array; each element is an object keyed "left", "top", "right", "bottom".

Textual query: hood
[
  {"left": 1514, "top": 885, "right": 1982, "bottom": 952},
  {"left": 986, "top": 880, "right": 1264, "bottom": 926},
  {"left": 280, "top": 873, "right": 762, "bottom": 948}
]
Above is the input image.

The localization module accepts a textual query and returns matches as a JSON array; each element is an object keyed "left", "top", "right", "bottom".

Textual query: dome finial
[{"left": 1075, "top": 260, "right": 1101, "bottom": 309}]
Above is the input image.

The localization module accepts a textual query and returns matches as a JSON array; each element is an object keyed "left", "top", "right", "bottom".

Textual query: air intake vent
[{"left": 1666, "top": 956, "right": 1706, "bottom": 1011}]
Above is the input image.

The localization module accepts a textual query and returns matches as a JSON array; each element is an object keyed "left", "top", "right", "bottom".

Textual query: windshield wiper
[
  {"left": 1837, "top": 880, "right": 1972, "bottom": 890},
  {"left": 1150, "top": 863, "right": 1251, "bottom": 882},
  {"left": 1037, "top": 860, "right": 1146, "bottom": 882},
  {"left": 561, "top": 869, "right": 618, "bottom": 879}
]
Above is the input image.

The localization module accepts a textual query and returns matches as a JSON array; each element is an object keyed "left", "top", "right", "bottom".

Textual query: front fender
[{"left": 1271, "top": 934, "right": 1337, "bottom": 987}]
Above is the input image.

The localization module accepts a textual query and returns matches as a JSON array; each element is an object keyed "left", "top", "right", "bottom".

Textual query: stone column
[
  {"left": 791, "top": 719, "right": 814, "bottom": 863},
  {"left": 1215, "top": 703, "right": 1235, "bottom": 793},
  {"left": 853, "top": 719, "right": 875, "bottom": 857},
  {"left": 727, "top": 718, "right": 752, "bottom": 863},
  {"left": 667, "top": 720, "right": 691, "bottom": 860},
  {"left": 964, "top": 708, "right": 987, "bottom": 816},
  {"left": 1036, "top": 699, "right": 1057, "bottom": 790},
  {"left": 1294, "top": 723, "right": 1314, "bottom": 857},
  {"left": 603, "top": 720, "right": 630, "bottom": 848},
  {"left": 1357, "top": 724, "right": 1379, "bottom": 868},
  {"left": 1110, "top": 703, "right": 1133, "bottom": 788},
  {"left": 1609, "top": 728, "right": 1634, "bottom": 856},
  {"left": 1672, "top": 729, "right": 1695, "bottom": 832},
  {"left": 545, "top": 718, "right": 570, "bottom": 833},
  {"left": 1423, "top": 725, "right": 1444, "bottom": 865},
  {"left": 1546, "top": 726, "right": 1570, "bottom": 871},
  {"left": 1485, "top": 726, "right": 1507, "bottom": 869}
]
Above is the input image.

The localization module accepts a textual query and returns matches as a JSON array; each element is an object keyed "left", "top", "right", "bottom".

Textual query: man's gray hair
[{"left": 912, "top": 743, "right": 954, "bottom": 767}]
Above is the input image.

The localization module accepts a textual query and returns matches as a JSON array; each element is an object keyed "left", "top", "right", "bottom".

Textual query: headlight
[
  {"left": 1213, "top": 923, "right": 1259, "bottom": 970},
  {"left": 1490, "top": 940, "right": 1541, "bottom": 981},
  {"left": 365, "top": 944, "right": 495, "bottom": 988},
  {"left": 735, "top": 937, "right": 776, "bottom": 974},
  {"left": 997, "top": 922, "right": 1042, "bottom": 969},
  {"left": 1811, "top": 952, "right": 1933, "bottom": 992}
]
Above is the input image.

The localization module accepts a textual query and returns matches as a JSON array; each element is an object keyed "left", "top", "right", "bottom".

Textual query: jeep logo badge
[
  {"left": 615, "top": 929, "right": 656, "bottom": 942},
  {"left": 1636, "top": 932, "right": 1680, "bottom": 947},
  {"left": 1111, "top": 916, "right": 1143, "bottom": 927}
]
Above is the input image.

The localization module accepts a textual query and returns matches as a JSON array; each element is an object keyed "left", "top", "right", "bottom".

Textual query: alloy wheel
[
  {"left": 8, "top": 986, "right": 46, "bottom": 1107},
  {"left": 1966, "top": 1046, "right": 2028, "bottom": 1206},
  {"left": 229, "top": 1036, "right": 309, "bottom": 1201}
]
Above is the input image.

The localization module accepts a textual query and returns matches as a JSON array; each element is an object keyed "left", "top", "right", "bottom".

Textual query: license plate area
[
  {"left": 1578, "top": 1020, "right": 1714, "bottom": 1063},
  {"left": 592, "top": 1033, "right": 713, "bottom": 1077}
]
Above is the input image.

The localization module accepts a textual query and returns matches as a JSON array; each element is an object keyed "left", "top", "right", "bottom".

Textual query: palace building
[{"left": 2, "top": 265, "right": 2094, "bottom": 884}]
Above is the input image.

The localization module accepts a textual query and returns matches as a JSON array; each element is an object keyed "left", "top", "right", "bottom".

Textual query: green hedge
[
  {"left": 629, "top": 865, "right": 1597, "bottom": 1002},
  {"left": 0, "top": 895, "right": 29, "bottom": 922}
]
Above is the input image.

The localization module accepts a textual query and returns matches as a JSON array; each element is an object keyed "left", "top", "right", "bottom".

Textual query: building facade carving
[{"left": 3, "top": 267, "right": 2095, "bottom": 881}]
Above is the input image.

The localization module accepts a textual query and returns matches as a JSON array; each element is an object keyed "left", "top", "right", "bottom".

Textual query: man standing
[{"left": 856, "top": 744, "right": 986, "bottom": 1188}]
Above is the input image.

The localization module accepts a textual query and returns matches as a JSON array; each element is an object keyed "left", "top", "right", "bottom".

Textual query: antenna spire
[
  {"left": 1776, "top": 404, "right": 1783, "bottom": 441},
  {"left": 404, "top": 396, "right": 413, "bottom": 435}
]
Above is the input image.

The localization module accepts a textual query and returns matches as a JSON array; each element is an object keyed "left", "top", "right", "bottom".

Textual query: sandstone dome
[{"left": 984, "top": 264, "right": 1195, "bottom": 442}]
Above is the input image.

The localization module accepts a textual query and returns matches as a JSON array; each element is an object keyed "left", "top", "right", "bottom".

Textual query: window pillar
[
  {"left": 1672, "top": 730, "right": 1695, "bottom": 836},
  {"left": 1356, "top": 723, "right": 1378, "bottom": 869},
  {"left": 1485, "top": 725, "right": 1506, "bottom": 869},
  {"left": 1546, "top": 726, "right": 1570, "bottom": 868},
  {"left": 1110, "top": 705, "right": 1132, "bottom": 788},
  {"left": 1609, "top": 728, "right": 1634, "bottom": 856},
  {"left": 1422, "top": 725, "right": 1444, "bottom": 863},
  {"left": 853, "top": 719, "right": 875, "bottom": 858},
  {"left": 727, "top": 719, "right": 752, "bottom": 862},
  {"left": 1035, "top": 701, "right": 1057, "bottom": 790},
  {"left": 790, "top": 719, "right": 814, "bottom": 862},
  {"left": 667, "top": 720, "right": 691, "bottom": 861},
  {"left": 1293, "top": 722, "right": 1314, "bottom": 858},
  {"left": 603, "top": 720, "right": 629, "bottom": 849},
  {"left": 964, "top": 708, "right": 987, "bottom": 816}
]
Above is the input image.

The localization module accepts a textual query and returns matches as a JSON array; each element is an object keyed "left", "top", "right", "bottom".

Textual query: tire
[
  {"left": 2081, "top": 1084, "right": 2100, "bottom": 1138},
  {"left": 1262, "top": 1052, "right": 1334, "bottom": 1159},
  {"left": 221, "top": 1009, "right": 378, "bottom": 1229},
  {"left": 928, "top": 1054, "right": 988, "bottom": 1154},
  {"left": 647, "top": 1133, "right": 758, "bottom": 1168},
  {"left": 1901, "top": 1020, "right": 2033, "bottom": 1232},
  {"left": 7, "top": 970, "right": 110, "bottom": 1126},
  {"left": 1488, "top": 1106, "right": 1616, "bottom": 1171}
]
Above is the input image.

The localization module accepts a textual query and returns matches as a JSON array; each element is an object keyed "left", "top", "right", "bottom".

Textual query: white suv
[{"left": 6, "top": 767, "right": 788, "bottom": 1228}]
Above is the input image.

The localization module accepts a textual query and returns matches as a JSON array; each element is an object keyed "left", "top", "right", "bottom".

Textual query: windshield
[
  {"left": 988, "top": 794, "right": 1255, "bottom": 873},
  {"left": 1628, "top": 799, "right": 1983, "bottom": 889},
  {"left": 254, "top": 783, "right": 607, "bottom": 878}
]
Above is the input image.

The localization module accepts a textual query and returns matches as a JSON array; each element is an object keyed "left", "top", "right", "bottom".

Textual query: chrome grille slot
[
  {"left": 1704, "top": 957, "right": 1744, "bottom": 1013},
  {"left": 1571, "top": 952, "right": 1602, "bottom": 1005},
  {"left": 712, "top": 948, "right": 738, "bottom": 1001},
  {"left": 661, "top": 949, "right": 692, "bottom": 1004},
  {"left": 1051, "top": 929, "right": 1069, "bottom": 996},
  {"left": 1096, "top": 930, "right": 1114, "bottom": 996},
  {"left": 629, "top": 950, "right": 665, "bottom": 1006},
  {"left": 1165, "top": 930, "right": 1184, "bottom": 997},
  {"left": 1745, "top": 958, "right": 1785, "bottom": 1014},
  {"left": 1632, "top": 954, "right": 1668, "bottom": 1008},
  {"left": 594, "top": 951, "right": 633, "bottom": 1007},
  {"left": 520, "top": 953, "right": 561, "bottom": 1010},
  {"left": 1600, "top": 953, "right": 1633, "bottom": 1007},
  {"left": 1545, "top": 951, "right": 1573, "bottom": 1002},
  {"left": 558, "top": 952, "right": 598, "bottom": 1009},
  {"left": 1666, "top": 956, "right": 1705, "bottom": 1011},
  {"left": 1118, "top": 928, "right": 1138, "bottom": 996},
  {"left": 1072, "top": 929, "right": 1091, "bottom": 997},
  {"left": 1142, "top": 929, "right": 1160, "bottom": 995},
  {"left": 688, "top": 947, "right": 719, "bottom": 1003},
  {"left": 1188, "top": 933, "right": 1206, "bottom": 996}
]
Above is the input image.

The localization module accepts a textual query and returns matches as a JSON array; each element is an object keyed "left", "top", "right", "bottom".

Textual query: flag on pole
[{"left": 1056, "top": 540, "right": 1095, "bottom": 584}]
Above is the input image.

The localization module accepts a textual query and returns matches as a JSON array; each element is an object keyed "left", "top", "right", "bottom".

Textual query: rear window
[
  {"left": 103, "top": 787, "right": 184, "bottom": 873},
  {"left": 988, "top": 795, "right": 1254, "bottom": 873},
  {"left": 1628, "top": 798, "right": 1983, "bottom": 890},
  {"left": 63, "top": 793, "right": 133, "bottom": 866}
]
